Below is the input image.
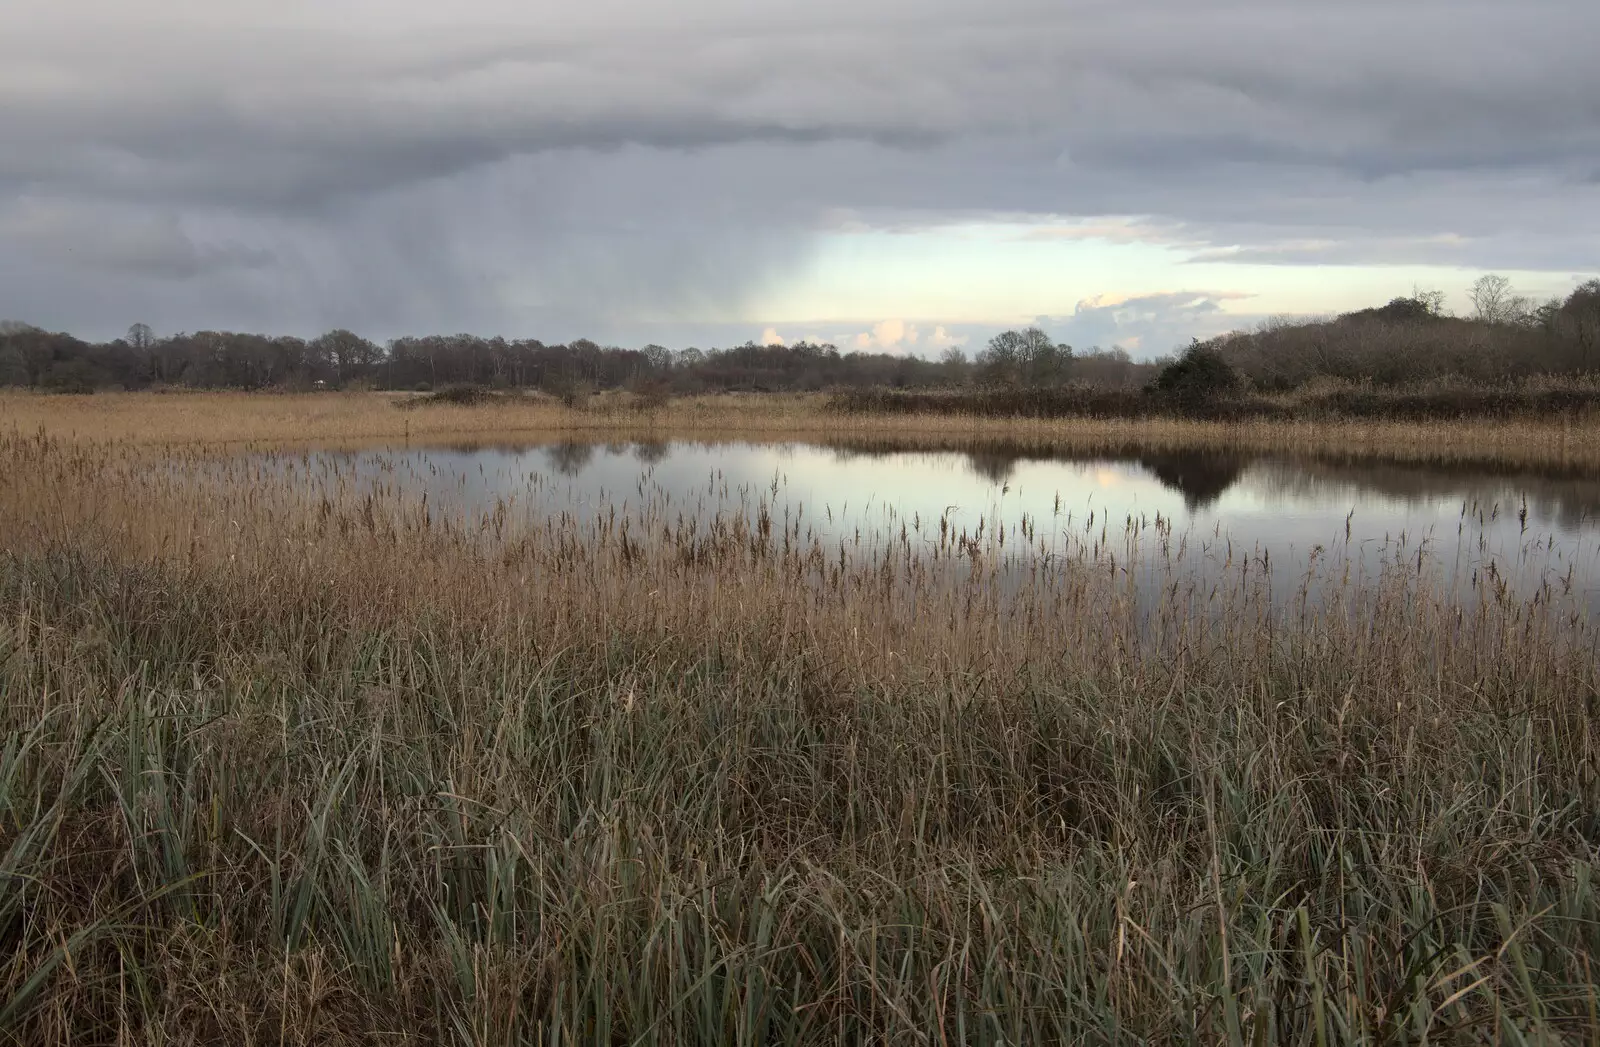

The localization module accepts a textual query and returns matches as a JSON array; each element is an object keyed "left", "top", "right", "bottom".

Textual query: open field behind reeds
[{"left": 2, "top": 423, "right": 1600, "bottom": 1045}]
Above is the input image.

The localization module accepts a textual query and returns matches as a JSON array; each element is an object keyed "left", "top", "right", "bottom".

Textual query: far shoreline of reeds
[
  {"left": 6, "top": 385, "right": 1600, "bottom": 471},
  {"left": 825, "top": 375, "right": 1600, "bottom": 423}
]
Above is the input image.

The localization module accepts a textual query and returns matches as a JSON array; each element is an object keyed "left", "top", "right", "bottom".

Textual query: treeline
[
  {"left": 0, "top": 325, "right": 951, "bottom": 395},
  {"left": 0, "top": 321, "right": 1156, "bottom": 396},
  {"left": 947, "top": 276, "right": 1600, "bottom": 398},
  {"left": 1209, "top": 277, "right": 1600, "bottom": 388},
  {"left": 2, "top": 275, "right": 1596, "bottom": 396},
  {"left": 833, "top": 278, "right": 1600, "bottom": 420}
]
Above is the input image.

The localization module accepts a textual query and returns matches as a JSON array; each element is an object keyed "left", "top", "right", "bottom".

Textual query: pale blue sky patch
[{"left": 746, "top": 221, "right": 1589, "bottom": 355}]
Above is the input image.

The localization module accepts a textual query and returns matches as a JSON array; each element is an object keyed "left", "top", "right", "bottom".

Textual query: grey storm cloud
[
  {"left": 2, "top": 197, "right": 273, "bottom": 278},
  {"left": 1, "top": 0, "right": 1597, "bottom": 340}
]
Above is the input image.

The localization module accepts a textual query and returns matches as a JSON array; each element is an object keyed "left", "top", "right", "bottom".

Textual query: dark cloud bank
[{"left": 2, "top": 0, "right": 1596, "bottom": 352}]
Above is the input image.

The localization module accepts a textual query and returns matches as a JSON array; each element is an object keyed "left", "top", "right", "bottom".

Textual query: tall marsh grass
[
  {"left": 2, "top": 431, "right": 1599, "bottom": 1044},
  {"left": 9, "top": 390, "right": 1600, "bottom": 473}
]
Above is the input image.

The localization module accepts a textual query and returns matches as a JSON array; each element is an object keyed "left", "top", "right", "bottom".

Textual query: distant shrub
[
  {"left": 560, "top": 381, "right": 593, "bottom": 411},
  {"left": 431, "top": 384, "right": 493, "bottom": 406},
  {"left": 397, "top": 384, "right": 497, "bottom": 409},
  {"left": 628, "top": 378, "right": 673, "bottom": 412},
  {"left": 828, "top": 386, "right": 1177, "bottom": 420},
  {"left": 1150, "top": 342, "right": 1242, "bottom": 404}
]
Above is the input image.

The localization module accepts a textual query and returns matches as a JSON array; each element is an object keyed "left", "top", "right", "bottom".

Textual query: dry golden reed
[
  {"left": 8, "top": 388, "right": 1600, "bottom": 470},
  {"left": 1, "top": 412, "right": 1599, "bottom": 1044}
]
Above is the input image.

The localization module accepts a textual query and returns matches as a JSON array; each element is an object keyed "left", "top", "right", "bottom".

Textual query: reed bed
[
  {"left": 8, "top": 389, "right": 1600, "bottom": 472},
  {"left": 2, "top": 432, "right": 1600, "bottom": 1045}
]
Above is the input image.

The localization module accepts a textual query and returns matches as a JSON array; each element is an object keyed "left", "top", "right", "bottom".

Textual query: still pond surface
[{"left": 284, "top": 439, "right": 1600, "bottom": 612}]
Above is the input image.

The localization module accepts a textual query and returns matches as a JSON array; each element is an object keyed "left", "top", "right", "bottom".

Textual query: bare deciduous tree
[
  {"left": 1469, "top": 274, "right": 1529, "bottom": 325},
  {"left": 1411, "top": 286, "right": 1447, "bottom": 316},
  {"left": 642, "top": 344, "right": 672, "bottom": 372},
  {"left": 311, "top": 329, "right": 382, "bottom": 383},
  {"left": 977, "top": 327, "right": 1071, "bottom": 386}
]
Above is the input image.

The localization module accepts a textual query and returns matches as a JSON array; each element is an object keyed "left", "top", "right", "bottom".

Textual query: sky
[{"left": 1, "top": 0, "right": 1597, "bottom": 359}]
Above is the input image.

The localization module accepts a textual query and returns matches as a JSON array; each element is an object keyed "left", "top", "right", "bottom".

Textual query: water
[{"left": 266, "top": 438, "right": 1600, "bottom": 613}]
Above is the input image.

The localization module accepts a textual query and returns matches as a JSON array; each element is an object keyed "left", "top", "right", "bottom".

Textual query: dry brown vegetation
[
  {"left": 8, "top": 389, "right": 1600, "bottom": 472},
  {"left": 831, "top": 374, "right": 1600, "bottom": 425},
  {"left": 2, "top": 399, "right": 1600, "bottom": 1044}
]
